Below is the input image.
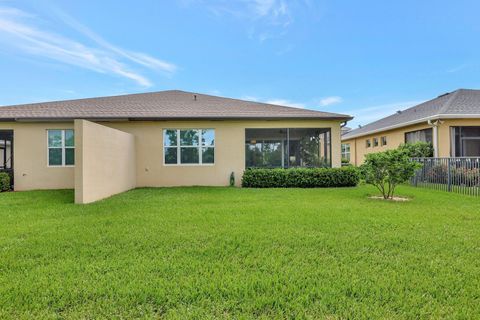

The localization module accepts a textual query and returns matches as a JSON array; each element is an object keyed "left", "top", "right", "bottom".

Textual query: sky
[{"left": 1, "top": 0, "right": 480, "bottom": 127}]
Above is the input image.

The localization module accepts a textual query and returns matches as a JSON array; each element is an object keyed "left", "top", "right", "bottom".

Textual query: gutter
[{"left": 341, "top": 114, "right": 480, "bottom": 140}]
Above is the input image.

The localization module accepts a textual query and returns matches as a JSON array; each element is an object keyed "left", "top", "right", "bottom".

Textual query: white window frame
[
  {"left": 341, "top": 143, "right": 350, "bottom": 161},
  {"left": 47, "top": 129, "right": 75, "bottom": 167},
  {"left": 163, "top": 129, "right": 215, "bottom": 166},
  {"left": 381, "top": 136, "right": 387, "bottom": 146}
]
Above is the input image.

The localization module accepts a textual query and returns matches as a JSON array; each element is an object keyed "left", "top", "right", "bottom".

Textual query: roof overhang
[
  {"left": 341, "top": 114, "right": 480, "bottom": 140},
  {"left": 1, "top": 116, "right": 353, "bottom": 122}
]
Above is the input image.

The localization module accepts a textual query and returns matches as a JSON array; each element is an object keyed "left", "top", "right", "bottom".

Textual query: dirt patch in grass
[{"left": 369, "top": 195, "right": 410, "bottom": 201}]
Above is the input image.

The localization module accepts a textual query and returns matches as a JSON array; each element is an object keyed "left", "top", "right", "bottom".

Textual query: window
[
  {"left": 373, "top": 137, "right": 379, "bottom": 147},
  {"left": 48, "top": 129, "right": 74, "bottom": 166},
  {"left": 341, "top": 143, "right": 350, "bottom": 161},
  {"left": 163, "top": 129, "right": 215, "bottom": 165},
  {"left": 245, "top": 128, "right": 331, "bottom": 168},
  {"left": 451, "top": 126, "right": 480, "bottom": 157},
  {"left": 381, "top": 136, "right": 387, "bottom": 146},
  {"left": 405, "top": 128, "right": 432, "bottom": 144},
  {"left": 366, "top": 139, "right": 371, "bottom": 148},
  {"left": 0, "top": 140, "right": 12, "bottom": 170}
]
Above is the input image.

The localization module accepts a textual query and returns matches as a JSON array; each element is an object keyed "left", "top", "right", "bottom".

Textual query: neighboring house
[
  {"left": 341, "top": 126, "right": 351, "bottom": 136},
  {"left": 0, "top": 90, "right": 351, "bottom": 203},
  {"left": 342, "top": 89, "right": 480, "bottom": 165}
]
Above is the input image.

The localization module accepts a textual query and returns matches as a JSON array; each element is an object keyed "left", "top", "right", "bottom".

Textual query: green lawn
[{"left": 1, "top": 186, "right": 479, "bottom": 319}]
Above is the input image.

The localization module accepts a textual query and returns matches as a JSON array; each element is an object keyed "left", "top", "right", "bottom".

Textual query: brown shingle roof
[
  {"left": 342, "top": 89, "right": 480, "bottom": 140},
  {"left": 0, "top": 90, "right": 352, "bottom": 121}
]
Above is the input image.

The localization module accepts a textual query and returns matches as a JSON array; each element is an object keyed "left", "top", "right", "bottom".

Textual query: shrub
[
  {"left": 241, "top": 167, "right": 360, "bottom": 188},
  {"left": 360, "top": 149, "right": 421, "bottom": 199},
  {"left": 398, "top": 142, "right": 434, "bottom": 158},
  {"left": 0, "top": 172, "right": 10, "bottom": 192},
  {"left": 425, "top": 164, "right": 448, "bottom": 184},
  {"left": 452, "top": 167, "right": 480, "bottom": 186}
]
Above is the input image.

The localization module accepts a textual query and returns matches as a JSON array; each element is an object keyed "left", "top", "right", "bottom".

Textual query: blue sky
[{"left": 0, "top": 0, "right": 479, "bottom": 127}]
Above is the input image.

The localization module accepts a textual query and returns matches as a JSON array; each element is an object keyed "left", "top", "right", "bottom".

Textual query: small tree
[
  {"left": 398, "top": 142, "right": 434, "bottom": 158},
  {"left": 360, "top": 149, "right": 421, "bottom": 199}
]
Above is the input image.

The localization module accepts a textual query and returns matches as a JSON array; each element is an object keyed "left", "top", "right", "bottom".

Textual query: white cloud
[
  {"left": 319, "top": 96, "right": 343, "bottom": 107},
  {"left": 447, "top": 64, "right": 469, "bottom": 74},
  {"left": 54, "top": 9, "right": 176, "bottom": 74},
  {"left": 0, "top": 6, "right": 177, "bottom": 87},
  {"left": 250, "top": 0, "right": 288, "bottom": 19},
  {"left": 265, "top": 99, "right": 305, "bottom": 108},
  {"left": 240, "top": 95, "right": 304, "bottom": 108},
  {"left": 242, "top": 94, "right": 345, "bottom": 110},
  {"left": 180, "top": 0, "right": 293, "bottom": 41}
]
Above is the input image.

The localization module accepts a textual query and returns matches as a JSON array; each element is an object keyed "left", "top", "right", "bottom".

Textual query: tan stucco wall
[
  {"left": 74, "top": 120, "right": 136, "bottom": 204},
  {"left": 102, "top": 119, "right": 343, "bottom": 187},
  {"left": 2, "top": 119, "right": 342, "bottom": 192},
  {"left": 342, "top": 118, "right": 480, "bottom": 165},
  {"left": 0, "top": 122, "right": 74, "bottom": 190},
  {"left": 437, "top": 119, "right": 480, "bottom": 157}
]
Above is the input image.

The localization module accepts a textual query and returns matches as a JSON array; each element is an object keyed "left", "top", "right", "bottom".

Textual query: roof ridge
[
  {"left": 0, "top": 89, "right": 353, "bottom": 121},
  {"left": 187, "top": 91, "right": 351, "bottom": 117},
  {"left": 170, "top": 91, "right": 352, "bottom": 118},
  {"left": 437, "top": 90, "right": 461, "bottom": 114},
  {"left": 0, "top": 89, "right": 350, "bottom": 118},
  {"left": 0, "top": 90, "right": 181, "bottom": 109}
]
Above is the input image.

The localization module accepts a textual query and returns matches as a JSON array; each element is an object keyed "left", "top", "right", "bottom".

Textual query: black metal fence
[{"left": 411, "top": 157, "right": 480, "bottom": 196}]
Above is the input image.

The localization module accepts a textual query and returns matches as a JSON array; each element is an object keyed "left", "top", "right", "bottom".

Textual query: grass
[{"left": 0, "top": 185, "right": 480, "bottom": 319}]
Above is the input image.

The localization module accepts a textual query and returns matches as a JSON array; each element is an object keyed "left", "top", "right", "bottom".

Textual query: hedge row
[
  {"left": 0, "top": 172, "right": 10, "bottom": 192},
  {"left": 242, "top": 167, "right": 360, "bottom": 188}
]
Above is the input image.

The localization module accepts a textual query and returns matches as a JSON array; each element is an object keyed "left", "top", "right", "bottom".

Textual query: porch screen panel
[
  {"left": 451, "top": 126, "right": 480, "bottom": 157},
  {"left": 245, "top": 128, "right": 331, "bottom": 168},
  {"left": 288, "top": 128, "right": 331, "bottom": 167},
  {"left": 0, "top": 140, "right": 10, "bottom": 169},
  {"left": 245, "top": 129, "right": 287, "bottom": 168},
  {"left": 0, "top": 141, "right": 3, "bottom": 169}
]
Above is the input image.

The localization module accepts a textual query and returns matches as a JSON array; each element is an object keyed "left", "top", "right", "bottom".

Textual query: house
[
  {"left": 342, "top": 89, "right": 480, "bottom": 165},
  {"left": 0, "top": 90, "right": 352, "bottom": 203}
]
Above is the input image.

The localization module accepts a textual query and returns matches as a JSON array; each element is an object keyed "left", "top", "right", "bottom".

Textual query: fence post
[
  {"left": 412, "top": 158, "right": 418, "bottom": 187},
  {"left": 447, "top": 158, "right": 452, "bottom": 192}
]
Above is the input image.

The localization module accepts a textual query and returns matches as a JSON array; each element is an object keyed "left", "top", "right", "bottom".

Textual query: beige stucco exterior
[
  {"left": 74, "top": 120, "right": 136, "bottom": 204},
  {"left": 103, "top": 119, "right": 342, "bottom": 188},
  {"left": 342, "top": 118, "right": 480, "bottom": 165},
  {"left": 0, "top": 118, "right": 343, "bottom": 201},
  {"left": 0, "top": 122, "right": 75, "bottom": 191}
]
